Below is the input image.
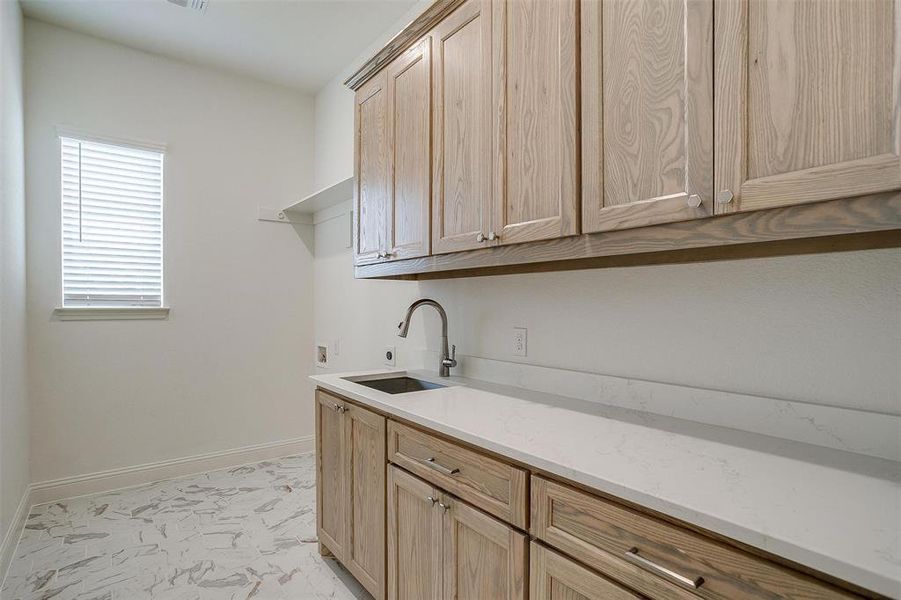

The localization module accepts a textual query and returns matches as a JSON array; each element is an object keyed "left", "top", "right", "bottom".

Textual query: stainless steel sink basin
[{"left": 349, "top": 376, "right": 445, "bottom": 394}]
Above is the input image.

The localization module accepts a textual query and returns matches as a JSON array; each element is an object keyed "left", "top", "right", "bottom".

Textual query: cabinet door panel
[
  {"left": 387, "top": 39, "right": 432, "bottom": 260},
  {"left": 715, "top": 0, "right": 901, "bottom": 213},
  {"left": 344, "top": 404, "right": 386, "bottom": 599},
  {"left": 495, "top": 0, "right": 579, "bottom": 245},
  {"left": 530, "top": 543, "right": 642, "bottom": 600},
  {"left": 387, "top": 466, "right": 442, "bottom": 600},
  {"left": 441, "top": 494, "right": 527, "bottom": 600},
  {"left": 316, "top": 391, "right": 346, "bottom": 560},
  {"left": 582, "top": 0, "right": 713, "bottom": 233},
  {"left": 354, "top": 72, "right": 390, "bottom": 264},
  {"left": 432, "top": 0, "right": 496, "bottom": 254}
]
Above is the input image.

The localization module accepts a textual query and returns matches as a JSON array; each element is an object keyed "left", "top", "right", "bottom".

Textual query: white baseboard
[
  {"left": 30, "top": 435, "right": 314, "bottom": 506},
  {"left": 0, "top": 484, "right": 33, "bottom": 591}
]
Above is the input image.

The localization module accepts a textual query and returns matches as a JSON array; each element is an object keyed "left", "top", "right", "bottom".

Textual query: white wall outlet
[
  {"left": 315, "top": 343, "right": 328, "bottom": 367},
  {"left": 512, "top": 327, "right": 527, "bottom": 357},
  {"left": 384, "top": 345, "right": 396, "bottom": 366}
]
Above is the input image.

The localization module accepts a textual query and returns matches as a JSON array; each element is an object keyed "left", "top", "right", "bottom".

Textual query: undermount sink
[{"left": 348, "top": 376, "right": 445, "bottom": 394}]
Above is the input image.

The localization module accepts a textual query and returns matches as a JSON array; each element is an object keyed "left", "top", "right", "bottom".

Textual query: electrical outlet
[
  {"left": 384, "top": 345, "right": 396, "bottom": 366},
  {"left": 512, "top": 328, "right": 527, "bottom": 357},
  {"left": 316, "top": 343, "right": 328, "bottom": 367}
]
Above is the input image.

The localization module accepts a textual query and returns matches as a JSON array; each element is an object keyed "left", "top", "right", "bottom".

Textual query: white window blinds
[{"left": 61, "top": 136, "right": 164, "bottom": 308}]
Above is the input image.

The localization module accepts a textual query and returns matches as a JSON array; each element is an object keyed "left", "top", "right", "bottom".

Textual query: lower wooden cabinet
[
  {"left": 387, "top": 465, "right": 527, "bottom": 600},
  {"left": 316, "top": 390, "right": 871, "bottom": 600},
  {"left": 316, "top": 391, "right": 387, "bottom": 599},
  {"left": 531, "top": 475, "right": 860, "bottom": 600},
  {"left": 530, "top": 543, "right": 642, "bottom": 600}
]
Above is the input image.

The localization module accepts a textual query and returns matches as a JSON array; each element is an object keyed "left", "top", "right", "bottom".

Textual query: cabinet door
[
  {"left": 494, "top": 0, "right": 579, "bottom": 246},
  {"left": 354, "top": 71, "right": 390, "bottom": 265},
  {"left": 316, "top": 391, "right": 346, "bottom": 560},
  {"left": 343, "top": 404, "right": 387, "bottom": 599},
  {"left": 582, "top": 0, "right": 713, "bottom": 233},
  {"left": 530, "top": 543, "right": 643, "bottom": 600},
  {"left": 386, "top": 38, "right": 432, "bottom": 261},
  {"left": 715, "top": 0, "right": 901, "bottom": 214},
  {"left": 387, "top": 466, "right": 442, "bottom": 600},
  {"left": 441, "top": 493, "right": 527, "bottom": 600},
  {"left": 432, "top": 0, "right": 496, "bottom": 254}
]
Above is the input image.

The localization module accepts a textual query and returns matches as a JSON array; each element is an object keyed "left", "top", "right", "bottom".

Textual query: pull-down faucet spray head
[{"left": 396, "top": 298, "right": 456, "bottom": 377}]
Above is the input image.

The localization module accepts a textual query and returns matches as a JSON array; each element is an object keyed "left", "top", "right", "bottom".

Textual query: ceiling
[{"left": 20, "top": 0, "right": 419, "bottom": 93}]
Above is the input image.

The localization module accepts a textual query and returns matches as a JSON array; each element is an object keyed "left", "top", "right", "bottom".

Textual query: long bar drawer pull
[
  {"left": 423, "top": 457, "right": 460, "bottom": 476},
  {"left": 624, "top": 547, "right": 704, "bottom": 590}
]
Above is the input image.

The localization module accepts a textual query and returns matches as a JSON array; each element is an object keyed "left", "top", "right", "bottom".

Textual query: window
[{"left": 60, "top": 134, "right": 165, "bottom": 311}]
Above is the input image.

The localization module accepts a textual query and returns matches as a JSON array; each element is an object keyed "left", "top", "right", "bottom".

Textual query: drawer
[
  {"left": 387, "top": 420, "right": 528, "bottom": 529},
  {"left": 531, "top": 542, "right": 643, "bottom": 600},
  {"left": 531, "top": 476, "right": 861, "bottom": 600}
]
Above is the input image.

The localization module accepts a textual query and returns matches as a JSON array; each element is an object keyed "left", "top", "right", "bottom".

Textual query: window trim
[
  {"left": 55, "top": 127, "right": 168, "bottom": 319},
  {"left": 53, "top": 307, "right": 170, "bottom": 321}
]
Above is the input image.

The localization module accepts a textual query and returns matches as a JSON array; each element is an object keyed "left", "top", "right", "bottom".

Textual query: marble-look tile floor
[{"left": 1, "top": 455, "right": 372, "bottom": 600}]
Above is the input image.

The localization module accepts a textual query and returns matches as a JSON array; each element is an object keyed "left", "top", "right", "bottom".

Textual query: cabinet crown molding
[{"left": 343, "top": 0, "right": 466, "bottom": 91}]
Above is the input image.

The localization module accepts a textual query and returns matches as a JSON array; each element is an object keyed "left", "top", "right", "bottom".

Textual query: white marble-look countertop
[{"left": 310, "top": 369, "right": 901, "bottom": 598}]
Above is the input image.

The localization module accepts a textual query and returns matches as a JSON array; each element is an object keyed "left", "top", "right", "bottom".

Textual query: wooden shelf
[{"left": 285, "top": 176, "right": 353, "bottom": 214}]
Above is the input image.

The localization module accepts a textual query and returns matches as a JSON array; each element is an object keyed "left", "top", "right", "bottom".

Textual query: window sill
[{"left": 53, "top": 307, "right": 170, "bottom": 321}]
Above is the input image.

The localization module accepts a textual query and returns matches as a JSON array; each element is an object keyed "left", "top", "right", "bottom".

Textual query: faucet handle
[{"left": 443, "top": 344, "right": 457, "bottom": 370}]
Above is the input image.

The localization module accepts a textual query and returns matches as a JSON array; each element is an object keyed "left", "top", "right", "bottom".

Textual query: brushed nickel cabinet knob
[
  {"left": 716, "top": 190, "right": 734, "bottom": 205},
  {"left": 687, "top": 194, "right": 702, "bottom": 208}
]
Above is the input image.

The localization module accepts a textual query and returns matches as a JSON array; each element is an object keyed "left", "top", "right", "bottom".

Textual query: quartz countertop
[{"left": 310, "top": 369, "right": 901, "bottom": 598}]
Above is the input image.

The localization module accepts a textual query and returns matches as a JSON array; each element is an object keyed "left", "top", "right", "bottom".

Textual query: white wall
[
  {"left": 313, "top": 78, "right": 424, "bottom": 373},
  {"left": 0, "top": 0, "right": 29, "bottom": 554},
  {"left": 311, "top": 2, "right": 435, "bottom": 374},
  {"left": 25, "top": 20, "right": 317, "bottom": 483},
  {"left": 312, "top": 62, "right": 901, "bottom": 417}
]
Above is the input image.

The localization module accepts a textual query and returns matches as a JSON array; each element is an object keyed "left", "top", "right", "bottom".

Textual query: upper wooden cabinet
[
  {"left": 355, "top": 40, "right": 432, "bottom": 265},
  {"left": 715, "top": 0, "right": 901, "bottom": 214},
  {"left": 348, "top": 0, "right": 901, "bottom": 279},
  {"left": 495, "top": 0, "right": 580, "bottom": 245},
  {"left": 581, "top": 0, "right": 713, "bottom": 233},
  {"left": 431, "top": 0, "right": 496, "bottom": 254},
  {"left": 387, "top": 38, "right": 432, "bottom": 260},
  {"left": 353, "top": 72, "right": 389, "bottom": 265}
]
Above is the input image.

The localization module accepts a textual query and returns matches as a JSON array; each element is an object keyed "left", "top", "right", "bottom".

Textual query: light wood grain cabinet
[
  {"left": 353, "top": 72, "right": 390, "bottom": 265},
  {"left": 431, "top": 0, "right": 496, "bottom": 254},
  {"left": 581, "top": 0, "right": 714, "bottom": 233},
  {"left": 316, "top": 391, "right": 387, "bottom": 599},
  {"left": 316, "top": 391, "right": 346, "bottom": 559},
  {"left": 531, "top": 475, "right": 860, "bottom": 600},
  {"left": 714, "top": 0, "right": 901, "bottom": 214},
  {"left": 441, "top": 492, "right": 527, "bottom": 600},
  {"left": 355, "top": 39, "right": 432, "bottom": 265},
  {"left": 387, "top": 464, "right": 527, "bottom": 600},
  {"left": 530, "top": 543, "right": 642, "bottom": 600},
  {"left": 387, "top": 465, "right": 442, "bottom": 600},
  {"left": 494, "top": 0, "right": 579, "bottom": 245},
  {"left": 386, "top": 37, "right": 432, "bottom": 260},
  {"left": 387, "top": 420, "right": 528, "bottom": 529}
]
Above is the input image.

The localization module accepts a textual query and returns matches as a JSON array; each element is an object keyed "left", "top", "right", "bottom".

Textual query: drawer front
[
  {"left": 531, "top": 476, "right": 860, "bottom": 600},
  {"left": 531, "top": 542, "right": 643, "bottom": 600},
  {"left": 387, "top": 420, "right": 528, "bottom": 529}
]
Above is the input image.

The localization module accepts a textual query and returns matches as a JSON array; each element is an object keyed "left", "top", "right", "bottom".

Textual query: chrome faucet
[{"left": 397, "top": 298, "right": 457, "bottom": 377}]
